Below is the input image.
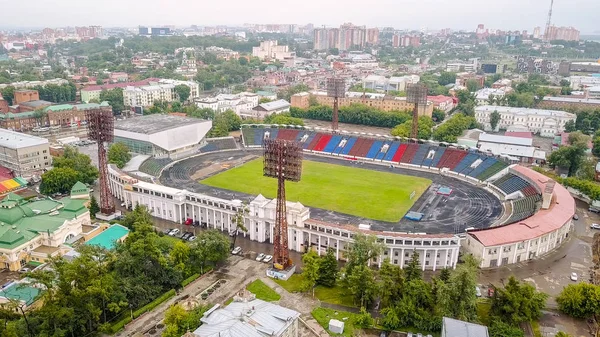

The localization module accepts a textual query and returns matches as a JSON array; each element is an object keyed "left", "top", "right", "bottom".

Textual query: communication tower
[
  {"left": 406, "top": 83, "right": 429, "bottom": 139},
  {"left": 326, "top": 77, "right": 346, "bottom": 131},
  {"left": 86, "top": 109, "right": 115, "bottom": 215}
]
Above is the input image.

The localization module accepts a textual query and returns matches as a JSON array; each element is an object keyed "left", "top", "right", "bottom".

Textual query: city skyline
[{"left": 1, "top": 0, "right": 599, "bottom": 33}]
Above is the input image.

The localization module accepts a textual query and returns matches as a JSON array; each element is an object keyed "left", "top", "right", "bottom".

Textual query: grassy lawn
[
  {"left": 311, "top": 307, "right": 361, "bottom": 337},
  {"left": 246, "top": 279, "right": 281, "bottom": 302},
  {"left": 476, "top": 299, "right": 491, "bottom": 326},
  {"left": 200, "top": 159, "right": 431, "bottom": 222},
  {"left": 274, "top": 274, "right": 355, "bottom": 307}
]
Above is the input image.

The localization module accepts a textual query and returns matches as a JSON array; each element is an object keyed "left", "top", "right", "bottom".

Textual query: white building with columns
[{"left": 108, "top": 165, "right": 461, "bottom": 271}]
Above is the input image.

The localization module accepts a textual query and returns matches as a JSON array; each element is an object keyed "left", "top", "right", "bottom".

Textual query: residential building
[
  {"left": 11, "top": 99, "right": 53, "bottom": 113},
  {"left": 362, "top": 75, "right": 420, "bottom": 92},
  {"left": 366, "top": 28, "right": 379, "bottom": 45},
  {"left": 446, "top": 58, "right": 478, "bottom": 72},
  {"left": 75, "top": 26, "right": 103, "bottom": 39},
  {"left": 252, "top": 40, "right": 295, "bottom": 61},
  {"left": 312, "top": 23, "right": 370, "bottom": 51},
  {"left": 249, "top": 99, "right": 290, "bottom": 119},
  {"left": 0, "top": 189, "right": 91, "bottom": 271},
  {"left": 0, "top": 102, "right": 111, "bottom": 131},
  {"left": 544, "top": 25, "right": 579, "bottom": 41},
  {"left": 109, "top": 72, "right": 129, "bottom": 82},
  {"left": 138, "top": 26, "right": 173, "bottom": 36},
  {"left": 569, "top": 75, "right": 600, "bottom": 90},
  {"left": 0, "top": 98, "right": 7, "bottom": 113},
  {"left": 0, "top": 79, "right": 68, "bottom": 90},
  {"left": 192, "top": 294, "right": 300, "bottom": 337},
  {"left": 0, "top": 129, "right": 50, "bottom": 177},
  {"left": 113, "top": 114, "right": 212, "bottom": 159},
  {"left": 427, "top": 95, "right": 455, "bottom": 113},
  {"left": 291, "top": 91, "right": 434, "bottom": 117},
  {"left": 108, "top": 166, "right": 462, "bottom": 271},
  {"left": 475, "top": 105, "right": 576, "bottom": 137},
  {"left": 569, "top": 62, "right": 600, "bottom": 74},
  {"left": 533, "top": 27, "right": 541, "bottom": 39},
  {"left": 195, "top": 92, "right": 259, "bottom": 115},
  {"left": 539, "top": 96, "right": 600, "bottom": 111},
  {"left": 474, "top": 88, "right": 512, "bottom": 105},
  {"left": 516, "top": 56, "right": 570, "bottom": 76},
  {"left": 81, "top": 78, "right": 200, "bottom": 105},
  {"left": 442, "top": 317, "right": 489, "bottom": 337},
  {"left": 123, "top": 84, "right": 176, "bottom": 107},
  {"left": 392, "top": 34, "right": 421, "bottom": 48}
]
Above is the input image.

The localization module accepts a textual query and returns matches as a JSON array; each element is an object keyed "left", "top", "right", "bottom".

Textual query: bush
[
  {"left": 182, "top": 273, "right": 200, "bottom": 287},
  {"left": 132, "top": 289, "right": 176, "bottom": 318},
  {"left": 106, "top": 316, "right": 132, "bottom": 335}
]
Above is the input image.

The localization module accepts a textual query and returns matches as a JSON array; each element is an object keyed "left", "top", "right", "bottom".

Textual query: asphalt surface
[{"left": 159, "top": 149, "right": 503, "bottom": 235}]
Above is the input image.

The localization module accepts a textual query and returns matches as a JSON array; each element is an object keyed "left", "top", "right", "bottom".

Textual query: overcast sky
[{"left": 2, "top": 0, "right": 598, "bottom": 33}]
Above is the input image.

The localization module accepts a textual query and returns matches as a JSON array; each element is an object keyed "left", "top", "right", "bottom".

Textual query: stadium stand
[
  {"left": 366, "top": 141, "right": 384, "bottom": 159},
  {"left": 139, "top": 157, "right": 173, "bottom": 177},
  {"left": 453, "top": 153, "right": 479, "bottom": 173},
  {"left": 429, "top": 148, "right": 446, "bottom": 167},
  {"left": 411, "top": 145, "right": 430, "bottom": 166},
  {"left": 356, "top": 138, "right": 375, "bottom": 158},
  {"left": 323, "top": 135, "right": 342, "bottom": 153},
  {"left": 493, "top": 173, "right": 531, "bottom": 195},
  {"left": 374, "top": 141, "right": 392, "bottom": 160},
  {"left": 505, "top": 194, "right": 542, "bottom": 224},
  {"left": 299, "top": 132, "right": 317, "bottom": 149},
  {"left": 383, "top": 142, "right": 401, "bottom": 161},
  {"left": 314, "top": 134, "right": 333, "bottom": 152},
  {"left": 199, "top": 138, "right": 237, "bottom": 153},
  {"left": 242, "top": 128, "right": 256, "bottom": 146},
  {"left": 307, "top": 134, "right": 323, "bottom": 151},
  {"left": 476, "top": 161, "right": 508, "bottom": 181},
  {"left": 468, "top": 157, "right": 496, "bottom": 178},
  {"left": 400, "top": 144, "right": 419, "bottom": 163},
  {"left": 341, "top": 137, "right": 358, "bottom": 155}
]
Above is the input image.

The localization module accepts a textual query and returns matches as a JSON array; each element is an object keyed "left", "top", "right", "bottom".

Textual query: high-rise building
[
  {"left": 392, "top": 34, "right": 420, "bottom": 48},
  {"left": 544, "top": 26, "right": 580, "bottom": 41},
  {"left": 312, "top": 23, "right": 370, "bottom": 51},
  {"left": 252, "top": 40, "right": 295, "bottom": 61},
  {"left": 366, "top": 28, "right": 379, "bottom": 45},
  {"left": 533, "top": 27, "right": 541, "bottom": 39},
  {"left": 75, "top": 26, "right": 103, "bottom": 39}
]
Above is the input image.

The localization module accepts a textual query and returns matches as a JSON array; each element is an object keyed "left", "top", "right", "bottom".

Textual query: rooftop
[
  {"left": 0, "top": 281, "right": 41, "bottom": 306},
  {"left": 193, "top": 299, "right": 300, "bottom": 337},
  {"left": 478, "top": 133, "right": 533, "bottom": 146},
  {"left": 114, "top": 114, "right": 207, "bottom": 135},
  {"left": 19, "top": 100, "right": 53, "bottom": 108},
  {"left": 81, "top": 78, "right": 160, "bottom": 92},
  {"left": 0, "top": 129, "right": 48, "bottom": 149},
  {"left": 542, "top": 96, "right": 600, "bottom": 104},
  {"left": 442, "top": 317, "right": 489, "bottom": 337},
  {"left": 476, "top": 105, "right": 576, "bottom": 118},
  {"left": 45, "top": 101, "right": 110, "bottom": 112},
  {"left": 255, "top": 99, "right": 290, "bottom": 111},
  {"left": 469, "top": 166, "right": 575, "bottom": 247},
  {"left": 85, "top": 224, "right": 129, "bottom": 250}
]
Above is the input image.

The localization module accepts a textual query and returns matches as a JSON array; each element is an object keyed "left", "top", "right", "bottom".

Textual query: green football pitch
[{"left": 200, "top": 159, "right": 431, "bottom": 222}]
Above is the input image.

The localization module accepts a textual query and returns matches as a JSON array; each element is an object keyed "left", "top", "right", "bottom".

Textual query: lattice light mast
[
  {"left": 86, "top": 109, "right": 115, "bottom": 215},
  {"left": 263, "top": 139, "right": 303, "bottom": 270},
  {"left": 406, "top": 83, "right": 429, "bottom": 139},
  {"left": 326, "top": 77, "right": 346, "bottom": 131}
]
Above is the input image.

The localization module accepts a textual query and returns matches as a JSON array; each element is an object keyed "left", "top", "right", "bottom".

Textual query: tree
[
  {"left": 490, "top": 276, "right": 547, "bottom": 325},
  {"left": 432, "top": 109, "right": 445, "bottom": 123},
  {"left": 488, "top": 320, "right": 524, "bottom": 337},
  {"left": 593, "top": 136, "right": 600, "bottom": 157},
  {"left": 89, "top": 195, "right": 100, "bottom": 218},
  {"left": 33, "top": 109, "right": 47, "bottom": 126},
  {"left": 490, "top": 110, "right": 501, "bottom": 131},
  {"left": 108, "top": 142, "right": 131, "bottom": 169},
  {"left": 548, "top": 145, "right": 586, "bottom": 176},
  {"left": 466, "top": 79, "right": 481, "bottom": 92},
  {"left": 231, "top": 203, "right": 248, "bottom": 249},
  {"left": 317, "top": 248, "right": 338, "bottom": 288},
  {"left": 559, "top": 79, "right": 571, "bottom": 87},
  {"left": 391, "top": 116, "right": 434, "bottom": 139},
  {"left": 347, "top": 264, "right": 376, "bottom": 307},
  {"left": 564, "top": 120, "right": 576, "bottom": 133},
  {"left": 404, "top": 251, "right": 422, "bottom": 281},
  {"left": 439, "top": 268, "right": 451, "bottom": 282},
  {"left": 301, "top": 250, "right": 320, "bottom": 293},
  {"left": 99, "top": 88, "right": 124, "bottom": 113},
  {"left": 170, "top": 241, "right": 190, "bottom": 273},
  {"left": 354, "top": 307, "right": 374, "bottom": 328},
  {"left": 40, "top": 167, "right": 80, "bottom": 195},
  {"left": 576, "top": 157, "right": 596, "bottom": 181},
  {"left": 174, "top": 84, "right": 191, "bottom": 102},
  {"left": 259, "top": 97, "right": 272, "bottom": 104},
  {"left": 343, "top": 233, "right": 384, "bottom": 277},
  {"left": 438, "top": 72, "right": 456, "bottom": 86},
  {"left": 264, "top": 114, "right": 304, "bottom": 126},
  {"left": 189, "top": 230, "right": 230, "bottom": 273},
  {"left": 52, "top": 146, "right": 99, "bottom": 185},
  {"left": 556, "top": 283, "right": 600, "bottom": 319},
  {"left": 0, "top": 86, "right": 15, "bottom": 105}
]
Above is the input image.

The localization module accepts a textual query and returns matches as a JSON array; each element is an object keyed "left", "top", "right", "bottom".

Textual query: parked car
[
  {"left": 475, "top": 286, "right": 482, "bottom": 297},
  {"left": 263, "top": 255, "right": 273, "bottom": 263},
  {"left": 229, "top": 230, "right": 237, "bottom": 237},
  {"left": 184, "top": 218, "right": 193, "bottom": 226},
  {"left": 120, "top": 202, "right": 126, "bottom": 207},
  {"left": 164, "top": 228, "right": 173, "bottom": 235},
  {"left": 169, "top": 228, "right": 180, "bottom": 236},
  {"left": 188, "top": 236, "right": 197, "bottom": 242},
  {"left": 570, "top": 272, "right": 578, "bottom": 281},
  {"left": 256, "top": 253, "right": 265, "bottom": 261},
  {"left": 19, "top": 267, "right": 31, "bottom": 273},
  {"left": 181, "top": 232, "right": 193, "bottom": 240},
  {"left": 231, "top": 246, "right": 242, "bottom": 255},
  {"left": 591, "top": 224, "right": 600, "bottom": 230},
  {"left": 573, "top": 214, "right": 579, "bottom": 220}
]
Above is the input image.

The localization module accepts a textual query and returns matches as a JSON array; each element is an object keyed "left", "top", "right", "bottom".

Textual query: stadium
[{"left": 107, "top": 124, "right": 575, "bottom": 270}]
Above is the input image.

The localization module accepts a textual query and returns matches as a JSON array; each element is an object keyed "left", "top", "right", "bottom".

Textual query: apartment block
[{"left": 0, "top": 129, "right": 51, "bottom": 177}]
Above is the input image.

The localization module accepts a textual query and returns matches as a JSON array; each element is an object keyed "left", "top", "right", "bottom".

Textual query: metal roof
[
  {"left": 0, "top": 129, "right": 48, "bottom": 149},
  {"left": 114, "top": 114, "right": 207, "bottom": 135},
  {"left": 255, "top": 100, "right": 290, "bottom": 111},
  {"left": 442, "top": 317, "right": 489, "bottom": 337},
  {"left": 478, "top": 133, "right": 533, "bottom": 146}
]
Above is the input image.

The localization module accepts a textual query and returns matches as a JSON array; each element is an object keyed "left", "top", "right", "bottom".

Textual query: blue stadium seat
[
  {"left": 411, "top": 145, "right": 430, "bottom": 165},
  {"left": 340, "top": 137, "right": 358, "bottom": 155},
  {"left": 452, "top": 153, "right": 479, "bottom": 173},
  {"left": 323, "top": 135, "right": 343, "bottom": 153},
  {"left": 375, "top": 141, "right": 392, "bottom": 160},
  {"left": 253, "top": 129, "right": 266, "bottom": 146},
  {"left": 429, "top": 147, "right": 446, "bottom": 167},
  {"left": 421, "top": 148, "right": 439, "bottom": 167},
  {"left": 468, "top": 158, "right": 497, "bottom": 177},
  {"left": 383, "top": 142, "right": 401, "bottom": 162},
  {"left": 301, "top": 133, "right": 317, "bottom": 149},
  {"left": 366, "top": 141, "right": 383, "bottom": 159}
]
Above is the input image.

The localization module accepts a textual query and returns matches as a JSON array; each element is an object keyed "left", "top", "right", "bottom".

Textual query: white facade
[
  {"left": 195, "top": 92, "right": 259, "bottom": 114},
  {"left": 446, "top": 58, "right": 478, "bottom": 72},
  {"left": 475, "top": 105, "right": 576, "bottom": 137},
  {"left": 108, "top": 165, "right": 461, "bottom": 271},
  {"left": 252, "top": 40, "right": 295, "bottom": 61},
  {"left": 362, "top": 75, "right": 420, "bottom": 92},
  {"left": 123, "top": 84, "right": 176, "bottom": 107},
  {"left": 569, "top": 75, "right": 600, "bottom": 89},
  {"left": 157, "top": 79, "right": 201, "bottom": 100},
  {"left": 474, "top": 88, "right": 511, "bottom": 105}
]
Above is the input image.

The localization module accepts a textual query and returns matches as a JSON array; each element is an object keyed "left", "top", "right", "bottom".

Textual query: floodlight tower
[
  {"left": 86, "top": 109, "right": 115, "bottom": 215},
  {"left": 263, "top": 139, "right": 303, "bottom": 270},
  {"left": 406, "top": 83, "right": 429, "bottom": 139},
  {"left": 326, "top": 77, "right": 346, "bottom": 131}
]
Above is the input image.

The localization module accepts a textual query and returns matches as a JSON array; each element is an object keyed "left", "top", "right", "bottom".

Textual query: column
[
  {"left": 308, "top": 232, "right": 311, "bottom": 251},
  {"left": 318, "top": 236, "right": 321, "bottom": 256},
  {"left": 525, "top": 240, "right": 532, "bottom": 260},
  {"left": 449, "top": 248, "right": 455, "bottom": 269},
  {"left": 336, "top": 239, "right": 340, "bottom": 260},
  {"left": 433, "top": 249, "right": 439, "bottom": 271},
  {"left": 400, "top": 249, "right": 405, "bottom": 268},
  {"left": 221, "top": 212, "right": 224, "bottom": 231},
  {"left": 444, "top": 248, "right": 449, "bottom": 268},
  {"left": 453, "top": 248, "right": 458, "bottom": 268},
  {"left": 178, "top": 204, "right": 182, "bottom": 224},
  {"left": 497, "top": 245, "right": 503, "bottom": 267},
  {"left": 512, "top": 243, "right": 519, "bottom": 264},
  {"left": 421, "top": 249, "right": 426, "bottom": 271},
  {"left": 269, "top": 224, "right": 273, "bottom": 243},
  {"left": 192, "top": 205, "right": 195, "bottom": 221}
]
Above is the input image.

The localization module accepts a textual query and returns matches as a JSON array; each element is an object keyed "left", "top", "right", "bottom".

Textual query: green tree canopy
[
  {"left": 391, "top": 115, "right": 434, "bottom": 139},
  {"left": 174, "top": 84, "right": 191, "bottom": 102},
  {"left": 556, "top": 283, "right": 600, "bottom": 319},
  {"left": 108, "top": 142, "right": 132, "bottom": 169},
  {"left": 52, "top": 146, "right": 99, "bottom": 185},
  {"left": 40, "top": 167, "right": 80, "bottom": 195},
  {"left": 99, "top": 88, "right": 124, "bottom": 113},
  {"left": 490, "top": 276, "right": 547, "bottom": 325}
]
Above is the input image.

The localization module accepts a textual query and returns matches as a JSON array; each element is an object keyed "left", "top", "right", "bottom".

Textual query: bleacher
[
  {"left": 340, "top": 137, "right": 358, "bottom": 155},
  {"left": 453, "top": 153, "right": 479, "bottom": 173},
  {"left": 411, "top": 145, "right": 430, "bottom": 166},
  {"left": 400, "top": 144, "right": 419, "bottom": 163},
  {"left": 366, "top": 141, "right": 384, "bottom": 159},
  {"left": 383, "top": 142, "right": 401, "bottom": 161},
  {"left": 437, "top": 149, "right": 467, "bottom": 170},
  {"left": 199, "top": 138, "right": 237, "bottom": 153},
  {"left": 493, "top": 173, "right": 531, "bottom": 195},
  {"left": 505, "top": 194, "right": 542, "bottom": 225},
  {"left": 323, "top": 135, "right": 343, "bottom": 153},
  {"left": 476, "top": 161, "right": 508, "bottom": 181},
  {"left": 139, "top": 158, "right": 173, "bottom": 177}
]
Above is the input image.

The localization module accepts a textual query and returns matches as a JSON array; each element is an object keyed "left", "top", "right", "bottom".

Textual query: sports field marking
[{"left": 200, "top": 158, "right": 431, "bottom": 222}]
